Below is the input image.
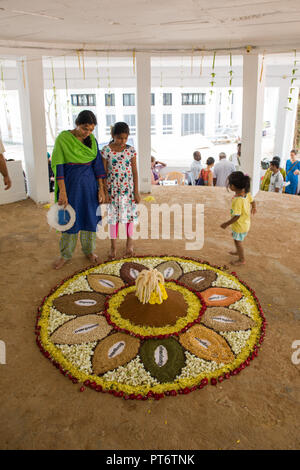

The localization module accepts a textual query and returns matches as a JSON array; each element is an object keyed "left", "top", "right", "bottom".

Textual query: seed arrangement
[{"left": 35, "top": 256, "right": 266, "bottom": 400}]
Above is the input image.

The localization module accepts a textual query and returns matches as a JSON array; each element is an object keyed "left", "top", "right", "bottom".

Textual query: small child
[
  {"left": 220, "top": 171, "right": 257, "bottom": 266},
  {"left": 190, "top": 151, "right": 202, "bottom": 185},
  {"left": 101, "top": 122, "right": 140, "bottom": 259}
]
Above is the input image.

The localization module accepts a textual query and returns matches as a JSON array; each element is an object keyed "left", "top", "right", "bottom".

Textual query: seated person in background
[
  {"left": 268, "top": 159, "right": 284, "bottom": 193},
  {"left": 197, "top": 157, "right": 215, "bottom": 186},
  {"left": 213, "top": 152, "right": 235, "bottom": 187},
  {"left": 47, "top": 151, "right": 55, "bottom": 193},
  {"left": 190, "top": 151, "right": 202, "bottom": 185},
  {"left": 0, "top": 138, "right": 12, "bottom": 190},
  {"left": 151, "top": 156, "right": 166, "bottom": 185},
  {"left": 260, "top": 156, "right": 286, "bottom": 191}
]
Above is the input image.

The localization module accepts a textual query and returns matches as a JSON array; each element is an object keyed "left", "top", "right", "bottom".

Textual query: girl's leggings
[
  {"left": 109, "top": 222, "right": 134, "bottom": 239},
  {"left": 60, "top": 230, "right": 96, "bottom": 260}
]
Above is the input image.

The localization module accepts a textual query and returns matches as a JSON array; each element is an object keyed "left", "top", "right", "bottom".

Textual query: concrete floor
[{"left": 0, "top": 186, "right": 299, "bottom": 450}]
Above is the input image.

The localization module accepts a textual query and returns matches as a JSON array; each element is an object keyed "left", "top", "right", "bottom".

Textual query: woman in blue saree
[
  {"left": 285, "top": 149, "right": 300, "bottom": 195},
  {"left": 51, "top": 110, "right": 107, "bottom": 269}
]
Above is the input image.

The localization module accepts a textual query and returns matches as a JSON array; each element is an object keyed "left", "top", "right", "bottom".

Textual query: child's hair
[
  {"left": 111, "top": 122, "right": 130, "bottom": 136},
  {"left": 75, "top": 110, "right": 97, "bottom": 148},
  {"left": 273, "top": 155, "right": 280, "bottom": 164},
  {"left": 228, "top": 171, "right": 251, "bottom": 193},
  {"left": 206, "top": 157, "right": 215, "bottom": 166},
  {"left": 270, "top": 160, "right": 279, "bottom": 169},
  {"left": 193, "top": 151, "right": 201, "bottom": 160}
]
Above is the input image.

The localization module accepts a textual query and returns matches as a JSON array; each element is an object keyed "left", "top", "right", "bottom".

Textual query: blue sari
[{"left": 285, "top": 159, "right": 300, "bottom": 195}]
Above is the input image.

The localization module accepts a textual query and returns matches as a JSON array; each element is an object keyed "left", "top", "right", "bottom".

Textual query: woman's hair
[
  {"left": 75, "top": 110, "right": 97, "bottom": 126},
  {"left": 291, "top": 149, "right": 298, "bottom": 155},
  {"left": 75, "top": 110, "right": 97, "bottom": 148},
  {"left": 206, "top": 157, "right": 215, "bottom": 166},
  {"left": 111, "top": 122, "right": 130, "bottom": 136},
  {"left": 228, "top": 171, "right": 251, "bottom": 193}
]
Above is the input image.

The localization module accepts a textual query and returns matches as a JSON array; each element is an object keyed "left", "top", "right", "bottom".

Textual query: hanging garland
[
  {"left": 133, "top": 49, "right": 136, "bottom": 75},
  {"left": 209, "top": 51, "right": 216, "bottom": 102},
  {"left": 51, "top": 58, "right": 59, "bottom": 138},
  {"left": 106, "top": 51, "right": 111, "bottom": 93},
  {"left": 199, "top": 51, "right": 204, "bottom": 76},
  {"left": 0, "top": 61, "right": 13, "bottom": 140},
  {"left": 96, "top": 52, "right": 101, "bottom": 89},
  {"left": 191, "top": 47, "right": 194, "bottom": 75},
  {"left": 64, "top": 57, "right": 71, "bottom": 127},
  {"left": 285, "top": 49, "right": 297, "bottom": 112},
  {"left": 228, "top": 52, "right": 233, "bottom": 98}
]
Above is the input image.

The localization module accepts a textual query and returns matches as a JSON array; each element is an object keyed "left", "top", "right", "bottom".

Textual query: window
[
  {"left": 163, "top": 93, "right": 172, "bottom": 106},
  {"left": 123, "top": 114, "right": 136, "bottom": 135},
  {"left": 71, "top": 95, "right": 78, "bottom": 106},
  {"left": 151, "top": 93, "right": 155, "bottom": 106},
  {"left": 105, "top": 114, "right": 116, "bottom": 135},
  {"left": 182, "top": 93, "right": 206, "bottom": 105},
  {"left": 105, "top": 94, "right": 115, "bottom": 106},
  {"left": 163, "top": 114, "right": 173, "bottom": 134},
  {"left": 181, "top": 113, "right": 205, "bottom": 136},
  {"left": 71, "top": 94, "right": 96, "bottom": 107},
  {"left": 151, "top": 114, "right": 156, "bottom": 135},
  {"left": 123, "top": 93, "right": 135, "bottom": 106}
]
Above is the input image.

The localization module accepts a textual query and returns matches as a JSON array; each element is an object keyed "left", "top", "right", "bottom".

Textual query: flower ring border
[{"left": 35, "top": 255, "right": 267, "bottom": 401}]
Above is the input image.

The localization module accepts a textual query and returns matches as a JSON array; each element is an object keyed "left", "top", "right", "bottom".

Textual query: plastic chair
[{"left": 165, "top": 171, "right": 185, "bottom": 185}]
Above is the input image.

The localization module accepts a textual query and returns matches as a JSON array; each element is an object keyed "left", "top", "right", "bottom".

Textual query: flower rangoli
[{"left": 35, "top": 256, "right": 266, "bottom": 400}]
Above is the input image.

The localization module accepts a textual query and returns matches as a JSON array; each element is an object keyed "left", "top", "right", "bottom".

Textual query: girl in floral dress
[{"left": 101, "top": 122, "right": 140, "bottom": 259}]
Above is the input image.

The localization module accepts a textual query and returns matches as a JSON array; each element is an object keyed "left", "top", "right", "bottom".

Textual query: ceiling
[{"left": 0, "top": 0, "right": 300, "bottom": 54}]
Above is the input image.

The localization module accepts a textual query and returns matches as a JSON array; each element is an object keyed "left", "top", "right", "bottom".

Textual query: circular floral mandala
[{"left": 35, "top": 256, "right": 266, "bottom": 400}]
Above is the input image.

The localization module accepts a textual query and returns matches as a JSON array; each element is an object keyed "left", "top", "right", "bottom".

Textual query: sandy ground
[{"left": 0, "top": 186, "right": 300, "bottom": 450}]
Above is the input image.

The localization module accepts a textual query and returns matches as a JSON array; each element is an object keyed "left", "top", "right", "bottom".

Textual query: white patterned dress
[{"left": 101, "top": 145, "right": 138, "bottom": 225}]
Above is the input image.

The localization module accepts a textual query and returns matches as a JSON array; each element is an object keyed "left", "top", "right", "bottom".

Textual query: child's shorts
[{"left": 232, "top": 231, "right": 248, "bottom": 241}]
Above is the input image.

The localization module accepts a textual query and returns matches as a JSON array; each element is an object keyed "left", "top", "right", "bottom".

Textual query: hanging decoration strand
[
  {"left": 285, "top": 49, "right": 298, "bottom": 111},
  {"left": 133, "top": 49, "right": 136, "bottom": 75},
  {"left": 259, "top": 51, "right": 265, "bottom": 83},
  {"left": 0, "top": 62, "right": 13, "bottom": 140},
  {"left": 76, "top": 49, "right": 81, "bottom": 71},
  {"left": 81, "top": 50, "right": 86, "bottom": 80},
  {"left": 200, "top": 51, "right": 204, "bottom": 76},
  {"left": 96, "top": 51, "right": 101, "bottom": 88},
  {"left": 51, "top": 58, "right": 58, "bottom": 138},
  {"left": 228, "top": 52, "right": 233, "bottom": 98},
  {"left": 64, "top": 56, "right": 71, "bottom": 126},
  {"left": 21, "top": 59, "right": 26, "bottom": 88}
]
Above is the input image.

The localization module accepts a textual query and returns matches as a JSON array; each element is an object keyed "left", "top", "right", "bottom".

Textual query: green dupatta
[{"left": 51, "top": 130, "right": 97, "bottom": 202}]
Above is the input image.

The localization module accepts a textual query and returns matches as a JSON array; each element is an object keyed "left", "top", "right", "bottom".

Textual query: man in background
[
  {"left": 213, "top": 152, "right": 235, "bottom": 187},
  {"left": 190, "top": 151, "right": 202, "bottom": 185},
  {"left": 0, "top": 138, "right": 12, "bottom": 190},
  {"left": 229, "top": 143, "right": 241, "bottom": 170}
]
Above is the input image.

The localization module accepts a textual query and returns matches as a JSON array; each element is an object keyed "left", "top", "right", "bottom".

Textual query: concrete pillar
[
  {"left": 17, "top": 57, "right": 50, "bottom": 203},
  {"left": 274, "top": 79, "right": 298, "bottom": 163},
  {"left": 241, "top": 54, "right": 265, "bottom": 196},
  {"left": 136, "top": 52, "right": 151, "bottom": 193}
]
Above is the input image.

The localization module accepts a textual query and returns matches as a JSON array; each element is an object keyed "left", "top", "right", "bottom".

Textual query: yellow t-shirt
[{"left": 230, "top": 193, "right": 253, "bottom": 233}]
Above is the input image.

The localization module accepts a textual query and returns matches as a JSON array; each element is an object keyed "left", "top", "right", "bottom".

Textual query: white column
[
  {"left": 241, "top": 54, "right": 265, "bottom": 196},
  {"left": 17, "top": 57, "right": 49, "bottom": 203},
  {"left": 274, "top": 79, "right": 298, "bottom": 163},
  {"left": 136, "top": 52, "right": 151, "bottom": 193}
]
